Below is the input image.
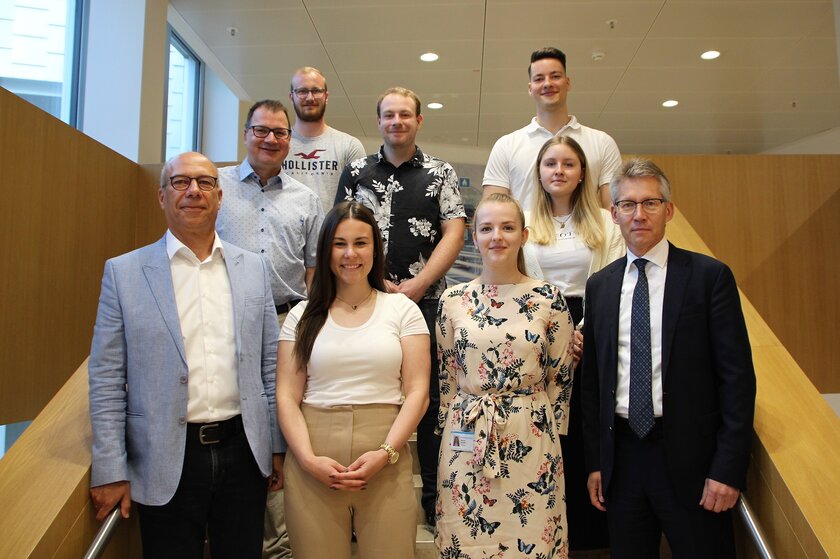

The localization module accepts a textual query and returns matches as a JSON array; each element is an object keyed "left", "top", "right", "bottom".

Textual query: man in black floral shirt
[{"left": 336, "top": 87, "right": 466, "bottom": 526}]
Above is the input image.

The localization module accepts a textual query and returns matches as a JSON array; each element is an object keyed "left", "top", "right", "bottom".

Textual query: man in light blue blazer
[{"left": 89, "top": 151, "right": 284, "bottom": 559}]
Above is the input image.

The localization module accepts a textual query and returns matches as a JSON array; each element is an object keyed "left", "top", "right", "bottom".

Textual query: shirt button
[
  {"left": 179, "top": 417, "right": 186, "bottom": 426},
  {"left": 261, "top": 249, "right": 265, "bottom": 253},
  {"left": 261, "top": 228, "right": 264, "bottom": 232},
  {"left": 179, "top": 376, "right": 187, "bottom": 384},
  {"left": 261, "top": 208, "right": 265, "bottom": 212}
]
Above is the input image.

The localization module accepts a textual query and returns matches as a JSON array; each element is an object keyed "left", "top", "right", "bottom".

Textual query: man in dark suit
[{"left": 581, "top": 158, "right": 756, "bottom": 558}]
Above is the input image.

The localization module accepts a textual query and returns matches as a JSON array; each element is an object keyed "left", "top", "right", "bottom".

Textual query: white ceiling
[{"left": 170, "top": 0, "right": 840, "bottom": 154}]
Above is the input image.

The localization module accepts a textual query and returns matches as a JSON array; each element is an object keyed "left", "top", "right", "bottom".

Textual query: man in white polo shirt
[{"left": 482, "top": 47, "right": 622, "bottom": 210}]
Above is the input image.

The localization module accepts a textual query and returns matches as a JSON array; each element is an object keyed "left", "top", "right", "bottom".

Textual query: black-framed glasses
[
  {"left": 614, "top": 198, "right": 666, "bottom": 215},
  {"left": 169, "top": 175, "right": 218, "bottom": 191},
  {"left": 292, "top": 87, "right": 326, "bottom": 99},
  {"left": 248, "top": 125, "right": 292, "bottom": 140}
]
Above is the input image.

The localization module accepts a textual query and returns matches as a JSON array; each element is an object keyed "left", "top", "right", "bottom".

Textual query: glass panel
[
  {"left": 165, "top": 32, "right": 199, "bottom": 160},
  {"left": 0, "top": 0, "right": 79, "bottom": 123},
  {"left": 0, "top": 420, "right": 33, "bottom": 460}
]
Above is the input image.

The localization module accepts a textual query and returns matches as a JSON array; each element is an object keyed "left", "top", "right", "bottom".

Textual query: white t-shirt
[
  {"left": 483, "top": 116, "right": 622, "bottom": 212},
  {"left": 529, "top": 218, "right": 591, "bottom": 298},
  {"left": 279, "top": 291, "right": 428, "bottom": 407},
  {"left": 283, "top": 126, "right": 366, "bottom": 212}
]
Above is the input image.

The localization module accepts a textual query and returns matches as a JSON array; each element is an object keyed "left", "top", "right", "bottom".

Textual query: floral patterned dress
[{"left": 435, "top": 278, "right": 574, "bottom": 559}]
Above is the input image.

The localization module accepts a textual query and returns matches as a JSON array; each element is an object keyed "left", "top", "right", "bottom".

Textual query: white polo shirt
[{"left": 483, "top": 116, "right": 622, "bottom": 211}]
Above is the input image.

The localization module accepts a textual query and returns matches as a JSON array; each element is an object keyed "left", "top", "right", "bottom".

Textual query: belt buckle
[{"left": 198, "top": 423, "right": 221, "bottom": 445}]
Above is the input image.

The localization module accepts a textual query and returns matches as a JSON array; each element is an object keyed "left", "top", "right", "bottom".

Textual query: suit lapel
[
  {"left": 142, "top": 237, "right": 187, "bottom": 365},
  {"left": 661, "top": 243, "right": 690, "bottom": 383},
  {"left": 602, "top": 258, "right": 625, "bottom": 389},
  {"left": 222, "top": 241, "right": 246, "bottom": 353}
]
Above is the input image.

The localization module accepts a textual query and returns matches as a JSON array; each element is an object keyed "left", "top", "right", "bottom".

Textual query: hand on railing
[{"left": 90, "top": 480, "right": 131, "bottom": 521}]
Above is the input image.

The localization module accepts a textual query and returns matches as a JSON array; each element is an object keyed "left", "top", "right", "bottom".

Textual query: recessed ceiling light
[
  {"left": 420, "top": 52, "right": 439, "bottom": 62},
  {"left": 427, "top": 102, "right": 443, "bottom": 110},
  {"left": 701, "top": 50, "right": 720, "bottom": 60},
  {"left": 662, "top": 99, "right": 679, "bottom": 108}
]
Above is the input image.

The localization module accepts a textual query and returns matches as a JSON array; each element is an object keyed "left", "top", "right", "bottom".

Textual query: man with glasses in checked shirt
[{"left": 217, "top": 100, "right": 325, "bottom": 558}]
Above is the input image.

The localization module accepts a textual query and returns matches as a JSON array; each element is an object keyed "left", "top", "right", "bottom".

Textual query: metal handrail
[
  {"left": 81, "top": 493, "right": 774, "bottom": 558},
  {"left": 82, "top": 507, "right": 122, "bottom": 559},
  {"left": 738, "top": 494, "right": 776, "bottom": 559}
]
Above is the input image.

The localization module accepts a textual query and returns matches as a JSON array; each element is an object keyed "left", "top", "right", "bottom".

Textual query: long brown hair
[
  {"left": 294, "top": 202, "right": 387, "bottom": 365},
  {"left": 472, "top": 193, "right": 528, "bottom": 276},
  {"left": 529, "top": 136, "right": 605, "bottom": 251}
]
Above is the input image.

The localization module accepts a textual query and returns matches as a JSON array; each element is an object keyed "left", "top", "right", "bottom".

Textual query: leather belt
[
  {"left": 187, "top": 415, "right": 243, "bottom": 446},
  {"left": 276, "top": 299, "right": 303, "bottom": 315}
]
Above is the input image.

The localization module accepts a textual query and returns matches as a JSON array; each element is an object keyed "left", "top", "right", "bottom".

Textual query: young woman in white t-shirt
[
  {"left": 523, "top": 136, "right": 624, "bottom": 551},
  {"left": 276, "top": 201, "right": 430, "bottom": 559}
]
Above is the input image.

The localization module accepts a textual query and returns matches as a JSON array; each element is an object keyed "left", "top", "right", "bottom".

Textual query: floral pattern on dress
[{"left": 436, "top": 279, "right": 574, "bottom": 559}]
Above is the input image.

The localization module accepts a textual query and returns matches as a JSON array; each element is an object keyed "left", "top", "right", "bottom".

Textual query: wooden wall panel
[
  {"left": 638, "top": 154, "right": 840, "bottom": 392},
  {"left": 667, "top": 209, "right": 840, "bottom": 558},
  {"left": 136, "top": 164, "right": 166, "bottom": 246},
  {"left": 0, "top": 88, "right": 149, "bottom": 424}
]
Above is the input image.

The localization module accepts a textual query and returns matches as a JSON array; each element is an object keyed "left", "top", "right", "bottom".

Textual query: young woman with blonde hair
[
  {"left": 436, "top": 193, "right": 575, "bottom": 558},
  {"left": 524, "top": 136, "right": 624, "bottom": 551}
]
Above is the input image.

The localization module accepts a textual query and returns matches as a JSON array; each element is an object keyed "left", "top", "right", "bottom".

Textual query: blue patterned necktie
[{"left": 629, "top": 258, "right": 654, "bottom": 438}]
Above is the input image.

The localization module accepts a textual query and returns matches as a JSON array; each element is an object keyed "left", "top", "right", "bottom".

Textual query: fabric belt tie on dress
[{"left": 462, "top": 387, "right": 541, "bottom": 479}]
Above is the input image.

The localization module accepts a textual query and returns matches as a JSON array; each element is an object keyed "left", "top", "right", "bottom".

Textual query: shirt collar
[
  {"left": 165, "top": 229, "right": 226, "bottom": 264},
  {"left": 376, "top": 145, "right": 424, "bottom": 167},
  {"left": 625, "top": 236, "right": 669, "bottom": 273},
  {"left": 526, "top": 115, "right": 581, "bottom": 136},
  {"left": 238, "top": 158, "right": 284, "bottom": 187}
]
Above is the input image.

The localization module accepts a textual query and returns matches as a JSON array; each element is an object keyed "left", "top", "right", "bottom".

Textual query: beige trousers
[{"left": 284, "top": 404, "right": 416, "bottom": 559}]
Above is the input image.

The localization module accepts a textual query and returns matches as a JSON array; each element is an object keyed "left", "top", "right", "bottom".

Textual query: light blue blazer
[{"left": 88, "top": 235, "right": 283, "bottom": 506}]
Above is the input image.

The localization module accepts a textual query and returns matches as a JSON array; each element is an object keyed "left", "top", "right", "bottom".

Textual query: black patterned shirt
[{"left": 336, "top": 146, "right": 466, "bottom": 300}]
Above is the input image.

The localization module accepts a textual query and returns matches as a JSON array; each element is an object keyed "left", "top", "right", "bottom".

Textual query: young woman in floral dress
[{"left": 435, "top": 193, "right": 575, "bottom": 559}]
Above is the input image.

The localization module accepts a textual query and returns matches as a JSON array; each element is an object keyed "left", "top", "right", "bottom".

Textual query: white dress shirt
[
  {"left": 166, "top": 230, "right": 240, "bottom": 423},
  {"left": 615, "top": 237, "right": 669, "bottom": 418}
]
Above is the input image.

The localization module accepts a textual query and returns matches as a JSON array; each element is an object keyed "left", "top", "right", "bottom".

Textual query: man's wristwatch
[{"left": 379, "top": 442, "right": 399, "bottom": 465}]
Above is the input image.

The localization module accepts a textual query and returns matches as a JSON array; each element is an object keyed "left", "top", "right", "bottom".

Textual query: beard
[{"left": 294, "top": 100, "right": 326, "bottom": 122}]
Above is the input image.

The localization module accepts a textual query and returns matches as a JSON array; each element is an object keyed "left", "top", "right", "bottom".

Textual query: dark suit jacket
[{"left": 581, "top": 242, "right": 756, "bottom": 507}]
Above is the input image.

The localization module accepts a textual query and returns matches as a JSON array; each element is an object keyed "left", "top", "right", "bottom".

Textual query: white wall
[
  {"left": 81, "top": 0, "right": 168, "bottom": 163},
  {"left": 202, "top": 67, "right": 241, "bottom": 162}
]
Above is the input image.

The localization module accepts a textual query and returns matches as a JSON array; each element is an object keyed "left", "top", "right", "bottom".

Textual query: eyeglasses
[
  {"left": 248, "top": 125, "right": 292, "bottom": 140},
  {"left": 292, "top": 87, "right": 326, "bottom": 99},
  {"left": 169, "top": 175, "right": 218, "bottom": 191},
  {"left": 614, "top": 198, "right": 666, "bottom": 215}
]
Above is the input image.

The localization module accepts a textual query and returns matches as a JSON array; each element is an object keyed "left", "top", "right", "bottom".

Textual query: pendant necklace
[
  {"left": 335, "top": 289, "right": 375, "bottom": 311},
  {"left": 554, "top": 214, "right": 572, "bottom": 229}
]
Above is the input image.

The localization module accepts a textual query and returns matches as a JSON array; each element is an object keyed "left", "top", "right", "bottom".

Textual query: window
[
  {"left": 165, "top": 29, "right": 202, "bottom": 160},
  {"left": 0, "top": 0, "right": 84, "bottom": 125}
]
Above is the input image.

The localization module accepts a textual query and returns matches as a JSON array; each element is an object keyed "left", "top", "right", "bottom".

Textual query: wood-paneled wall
[
  {"left": 0, "top": 88, "right": 157, "bottom": 424},
  {"left": 639, "top": 154, "right": 840, "bottom": 393}
]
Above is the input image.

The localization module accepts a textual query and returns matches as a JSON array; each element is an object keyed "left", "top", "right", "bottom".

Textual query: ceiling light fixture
[
  {"left": 420, "top": 52, "right": 439, "bottom": 62},
  {"left": 427, "top": 102, "right": 443, "bottom": 110},
  {"left": 701, "top": 50, "right": 720, "bottom": 60},
  {"left": 662, "top": 99, "right": 679, "bottom": 108}
]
